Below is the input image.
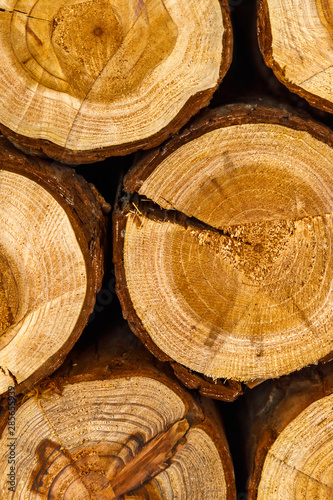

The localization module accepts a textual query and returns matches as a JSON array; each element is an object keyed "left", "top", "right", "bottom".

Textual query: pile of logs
[{"left": 0, "top": 0, "right": 332, "bottom": 498}]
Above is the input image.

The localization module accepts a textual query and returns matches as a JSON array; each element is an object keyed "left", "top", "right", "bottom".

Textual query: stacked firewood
[{"left": 0, "top": 0, "right": 332, "bottom": 498}]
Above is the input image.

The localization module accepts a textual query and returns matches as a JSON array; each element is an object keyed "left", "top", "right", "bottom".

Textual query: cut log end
[
  {"left": 0, "top": 168, "right": 87, "bottom": 342},
  {"left": 257, "top": 394, "right": 333, "bottom": 499},
  {"left": 246, "top": 363, "right": 333, "bottom": 500},
  {"left": 0, "top": 323, "right": 236, "bottom": 498},
  {"left": 114, "top": 104, "right": 333, "bottom": 391},
  {"left": 49, "top": 0, "right": 178, "bottom": 102},
  {"left": 0, "top": 361, "right": 236, "bottom": 498},
  {"left": 0, "top": 0, "right": 232, "bottom": 162},
  {"left": 258, "top": 0, "right": 333, "bottom": 113},
  {"left": 0, "top": 138, "right": 108, "bottom": 396}
]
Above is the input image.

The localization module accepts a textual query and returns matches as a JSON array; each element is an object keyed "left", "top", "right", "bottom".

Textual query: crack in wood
[
  {"left": 0, "top": 8, "right": 50, "bottom": 22},
  {"left": 110, "top": 417, "right": 190, "bottom": 497},
  {"left": 29, "top": 412, "right": 192, "bottom": 498},
  {"left": 0, "top": 366, "right": 17, "bottom": 385},
  {"left": 6, "top": 368, "right": 17, "bottom": 385},
  {"left": 127, "top": 195, "right": 333, "bottom": 285},
  {"left": 265, "top": 448, "right": 333, "bottom": 493},
  {"left": 33, "top": 396, "right": 65, "bottom": 453},
  {"left": 121, "top": 191, "right": 332, "bottom": 356},
  {"left": 126, "top": 192, "right": 333, "bottom": 247},
  {"left": 125, "top": 194, "right": 311, "bottom": 286},
  {"left": 29, "top": 397, "right": 97, "bottom": 497},
  {"left": 299, "top": 64, "right": 333, "bottom": 86}
]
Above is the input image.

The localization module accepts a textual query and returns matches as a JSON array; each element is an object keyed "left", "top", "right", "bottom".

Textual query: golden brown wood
[
  {"left": 258, "top": 0, "right": 333, "bottom": 113},
  {"left": 114, "top": 103, "right": 333, "bottom": 395},
  {"left": 0, "top": 136, "right": 109, "bottom": 396},
  {"left": 0, "top": 323, "right": 236, "bottom": 499},
  {"left": 0, "top": 0, "right": 232, "bottom": 163},
  {"left": 244, "top": 361, "right": 333, "bottom": 499}
]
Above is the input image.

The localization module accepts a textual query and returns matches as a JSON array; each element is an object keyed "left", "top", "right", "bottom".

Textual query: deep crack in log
[{"left": 0, "top": 323, "right": 236, "bottom": 499}]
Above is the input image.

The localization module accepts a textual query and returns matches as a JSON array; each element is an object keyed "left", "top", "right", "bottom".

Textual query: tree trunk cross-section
[
  {"left": 0, "top": 323, "right": 236, "bottom": 499},
  {"left": 0, "top": 137, "right": 109, "bottom": 396},
  {"left": 258, "top": 0, "right": 333, "bottom": 113},
  {"left": 114, "top": 104, "right": 333, "bottom": 395},
  {"left": 244, "top": 361, "right": 333, "bottom": 499},
  {"left": 0, "top": 0, "right": 232, "bottom": 163}
]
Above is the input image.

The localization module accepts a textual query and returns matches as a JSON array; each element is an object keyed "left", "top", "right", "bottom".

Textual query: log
[
  {"left": 0, "top": 0, "right": 232, "bottom": 164},
  {"left": 244, "top": 361, "right": 333, "bottom": 499},
  {"left": 0, "top": 136, "right": 109, "bottom": 396},
  {"left": 0, "top": 322, "right": 237, "bottom": 499},
  {"left": 114, "top": 103, "right": 333, "bottom": 397},
  {"left": 258, "top": 0, "right": 333, "bottom": 113}
]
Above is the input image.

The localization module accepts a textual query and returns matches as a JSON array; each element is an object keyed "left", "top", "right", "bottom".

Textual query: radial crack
[
  {"left": 13, "top": 9, "right": 50, "bottom": 22},
  {"left": 125, "top": 192, "right": 333, "bottom": 247},
  {"left": 266, "top": 449, "right": 333, "bottom": 493},
  {"left": 110, "top": 417, "right": 190, "bottom": 497},
  {"left": 0, "top": 366, "right": 17, "bottom": 385}
]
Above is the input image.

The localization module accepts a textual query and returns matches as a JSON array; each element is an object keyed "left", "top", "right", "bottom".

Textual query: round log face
[
  {"left": 258, "top": 0, "right": 333, "bottom": 112},
  {"left": 257, "top": 393, "right": 333, "bottom": 498},
  {"left": 0, "top": 171, "right": 87, "bottom": 393},
  {"left": 0, "top": 0, "right": 230, "bottom": 161},
  {"left": 16, "top": 0, "right": 178, "bottom": 101},
  {"left": 0, "top": 378, "right": 230, "bottom": 498},
  {"left": 0, "top": 138, "right": 108, "bottom": 395},
  {"left": 117, "top": 109, "right": 333, "bottom": 383}
]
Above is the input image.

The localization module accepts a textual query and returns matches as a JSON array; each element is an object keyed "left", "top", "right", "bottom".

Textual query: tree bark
[
  {"left": 0, "top": 0, "right": 232, "bottom": 164},
  {"left": 243, "top": 361, "right": 333, "bottom": 499},
  {"left": 0, "top": 137, "right": 109, "bottom": 396},
  {"left": 258, "top": 0, "right": 333, "bottom": 113},
  {"left": 0, "top": 322, "right": 236, "bottom": 499},
  {"left": 114, "top": 103, "right": 333, "bottom": 397}
]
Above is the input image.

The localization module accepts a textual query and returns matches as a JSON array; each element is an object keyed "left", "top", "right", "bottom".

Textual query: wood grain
[
  {"left": 0, "top": 137, "right": 109, "bottom": 396},
  {"left": 114, "top": 104, "right": 333, "bottom": 392},
  {"left": 0, "top": 0, "right": 232, "bottom": 163},
  {"left": 244, "top": 361, "right": 333, "bottom": 499},
  {"left": 0, "top": 323, "right": 236, "bottom": 499},
  {"left": 258, "top": 0, "right": 333, "bottom": 113}
]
